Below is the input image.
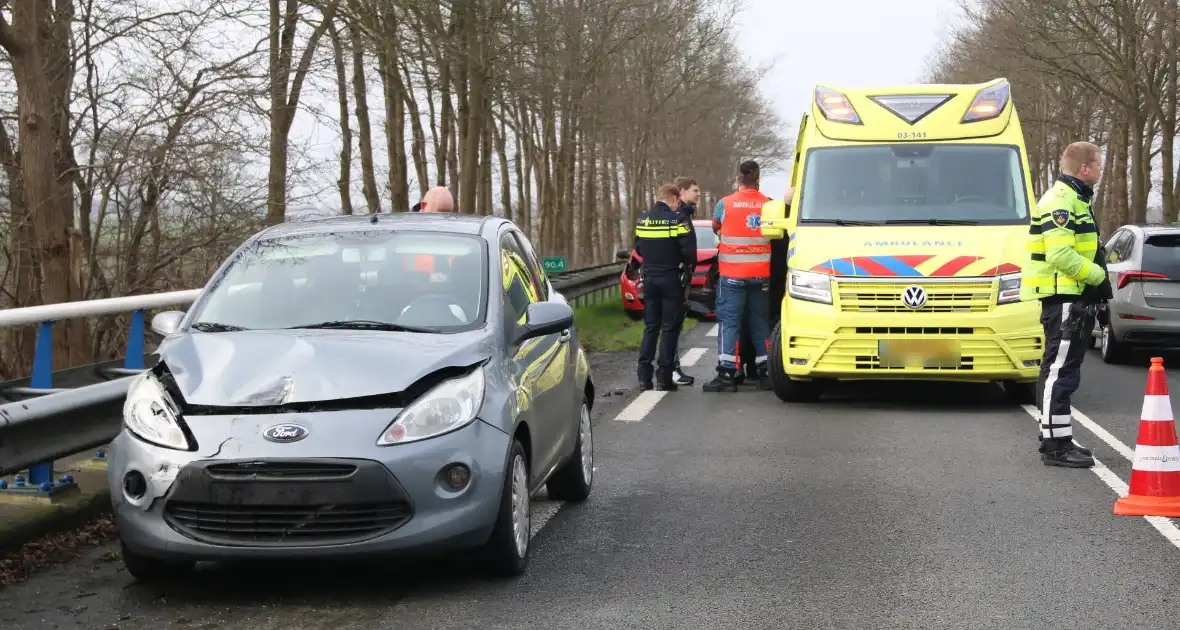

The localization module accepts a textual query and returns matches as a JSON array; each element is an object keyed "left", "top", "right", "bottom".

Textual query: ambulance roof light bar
[
  {"left": 962, "top": 80, "right": 1010, "bottom": 123},
  {"left": 815, "top": 86, "right": 862, "bottom": 125}
]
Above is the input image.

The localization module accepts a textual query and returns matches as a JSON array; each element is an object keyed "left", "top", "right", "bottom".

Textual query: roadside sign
[{"left": 542, "top": 257, "right": 568, "bottom": 273}]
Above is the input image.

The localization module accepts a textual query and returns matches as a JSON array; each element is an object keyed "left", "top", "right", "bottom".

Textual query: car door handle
[{"left": 558, "top": 329, "right": 571, "bottom": 343}]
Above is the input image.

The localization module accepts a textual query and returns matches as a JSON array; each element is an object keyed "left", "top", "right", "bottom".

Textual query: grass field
[{"left": 573, "top": 296, "right": 696, "bottom": 352}]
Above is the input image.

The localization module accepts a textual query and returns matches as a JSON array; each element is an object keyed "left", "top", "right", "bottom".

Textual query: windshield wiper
[
  {"left": 885, "top": 219, "right": 980, "bottom": 226},
  {"left": 803, "top": 219, "right": 881, "bottom": 226},
  {"left": 190, "top": 321, "right": 249, "bottom": 332},
  {"left": 288, "top": 320, "right": 438, "bottom": 333}
]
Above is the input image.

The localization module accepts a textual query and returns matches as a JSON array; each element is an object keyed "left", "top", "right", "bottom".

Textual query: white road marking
[
  {"left": 530, "top": 499, "right": 563, "bottom": 537},
  {"left": 680, "top": 347, "right": 707, "bottom": 366},
  {"left": 706, "top": 323, "right": 718, "bottom": 337},
  {"left": 1020, "top": 404, "right": 1180, "bottom": 550},
  {"left": 614, "top": 390, "right": 666, "bottom": 422}
]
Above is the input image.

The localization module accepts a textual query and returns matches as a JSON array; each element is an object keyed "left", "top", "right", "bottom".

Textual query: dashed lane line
[
  {"left": 613, "top": 391, "right": 666, "bottom": 422},
  {"left": 706, "top": 323, "right": 718, "bottom": 337},
  {"left": 680, "top": 347, "right": 706, "bottom": 367},
  {"left": 1020, "top": 404, "right": 1180, "bottom": 551},
  {"left": 530, "top": 500, "right": 563, "bottom": 537}
]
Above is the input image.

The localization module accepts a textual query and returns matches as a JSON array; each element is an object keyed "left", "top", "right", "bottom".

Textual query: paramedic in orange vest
[
  {"left": 411, "top": 187, "right": 455, "bottom": 276},
  {"left": 703, "top": 160, "right": 773, "bottom": 392}
]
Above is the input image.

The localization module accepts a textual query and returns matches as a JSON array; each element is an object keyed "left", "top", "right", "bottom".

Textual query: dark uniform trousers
[
  {"left": 1036, "top": 300, "right": 1097, "bottom": 440},
  {"left": 638, "top": 271, "right": 684, "bottom": 382}
]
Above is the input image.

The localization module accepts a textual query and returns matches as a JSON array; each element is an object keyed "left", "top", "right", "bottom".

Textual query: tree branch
[{"left": 0, "top": 11, "right": 22, "bottom": 55}]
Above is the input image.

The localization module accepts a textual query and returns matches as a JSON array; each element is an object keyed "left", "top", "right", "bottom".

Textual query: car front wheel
[
  {"left": 769, "top": 321, "right": 824, "bottom": 402},
  {"left": 546, "top": 396, "right": 593, "bottom": 502},
  {"left": 479, "top": 439, "right": 531, "bottom": 577}
]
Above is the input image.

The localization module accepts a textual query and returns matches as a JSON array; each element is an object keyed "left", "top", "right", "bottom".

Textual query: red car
[{"left": 619, "top": 219, "right": 718, "bottom": 320}]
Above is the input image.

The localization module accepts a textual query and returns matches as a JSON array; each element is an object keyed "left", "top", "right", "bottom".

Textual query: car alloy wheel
[
  {"left": 579, "top": 403, "right": 593, "bottom": 486},
  {"left": 510, "top": 453, "right": 530, "bottom": 558}
]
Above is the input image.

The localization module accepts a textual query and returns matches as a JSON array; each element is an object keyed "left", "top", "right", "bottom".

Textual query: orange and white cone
[{"left": 1114, "top": 357, "right": 1180, "bottom": 517}]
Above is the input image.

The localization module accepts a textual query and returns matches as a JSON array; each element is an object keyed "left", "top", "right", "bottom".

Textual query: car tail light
[{"left": 1117, "top": 271, "right": 1169, "bottom": 290}]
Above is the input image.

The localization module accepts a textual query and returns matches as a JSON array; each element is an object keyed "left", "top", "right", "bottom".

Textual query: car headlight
[
  {"left": 123, "top": 373, "right": 192, "bottom": 451},
  {"left": 788, "top": 269, "right": 833, "bottom": 304},
  {"left": 997, "top": 272, "right": 1021, "bottom": 305},
  {"left": 377, "top": 367, "right": 486, "bottom": 445}
]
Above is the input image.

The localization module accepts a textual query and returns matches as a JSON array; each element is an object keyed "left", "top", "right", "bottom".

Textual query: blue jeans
[{"left": 716, "top": 276, "right": 770, "bottom": 371}]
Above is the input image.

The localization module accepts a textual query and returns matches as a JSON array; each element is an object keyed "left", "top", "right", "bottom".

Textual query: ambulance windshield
[{"left": 797, "top": 144, "right": 1030, "bottom": 226}]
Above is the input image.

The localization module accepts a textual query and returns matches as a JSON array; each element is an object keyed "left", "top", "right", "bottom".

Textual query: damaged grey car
[{"left": 108, "top": 213, "right": 595, "bottom": 581}]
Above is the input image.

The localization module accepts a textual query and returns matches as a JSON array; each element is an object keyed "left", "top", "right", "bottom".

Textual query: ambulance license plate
[{"left": 877, "top": 339, "right": 961, "bottom": 369}]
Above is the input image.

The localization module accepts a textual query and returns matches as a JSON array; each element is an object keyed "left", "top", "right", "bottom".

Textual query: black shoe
[
  {"left": 655, "top": 380, "right": 678, "bottom": 391},
  {"left": 756, "top": 368, "right": 772, "bottom": 391},
  {"left": 639, "top": 380, "right": 654, "bottom": 391},
  {"left": 1040, "top": 438, "right": 1095, "bottom": 468},
  {"left": 703, "top": 370, "right": 737, "bottom": 392},
  {"left": 1038, "top": 434, "right": 1092, "bottom": 456},
  {"left": 673, "top": 369, "right": 694, "bottom": 386}
]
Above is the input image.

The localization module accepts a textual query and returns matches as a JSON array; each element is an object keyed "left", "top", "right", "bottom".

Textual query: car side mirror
[
  {"left": 151, "top": 311, "right": 186, "bottom": 337},
  {"left": 615, "top": 248, "right": 631, "bottom": 261},
  {"left": 760, "top": 200, "right": 789, "bottom": 240},
  {"left": 513, "top": 302, "right": 574, "bottom": 345}
]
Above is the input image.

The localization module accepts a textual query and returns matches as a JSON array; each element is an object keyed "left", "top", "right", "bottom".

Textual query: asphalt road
[{"left": 3, "top": 324, "right": 1180, "bottom": 629}]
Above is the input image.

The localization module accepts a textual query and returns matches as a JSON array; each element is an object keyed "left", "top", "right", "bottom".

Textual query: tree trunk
[
  {"left": 328, "top": 19, "right": 353, "bottom": 214},
  {"left": 349, "top": 21, "right": 380, "bottom": 213}
]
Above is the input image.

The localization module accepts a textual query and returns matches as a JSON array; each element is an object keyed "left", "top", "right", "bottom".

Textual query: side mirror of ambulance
[{"left": 760, "top": 199, "right": 788, "bottom": 239}]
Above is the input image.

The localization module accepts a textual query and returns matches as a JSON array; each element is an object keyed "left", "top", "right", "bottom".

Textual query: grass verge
[{"left": 574, "top": 296, "right": 696, "bottom": 352}]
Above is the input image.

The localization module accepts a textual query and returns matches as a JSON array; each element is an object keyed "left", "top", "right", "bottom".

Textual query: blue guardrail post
[
  {"left": 125, "top": 309, "right": 145, "bottom": 370},
  {"left": 0, "top": 319, "right": 80, "bottom": 502}
]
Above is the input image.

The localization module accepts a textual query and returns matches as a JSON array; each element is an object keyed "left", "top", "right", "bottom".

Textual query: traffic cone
[{"left": 1114, "top": 357, "right": 1180, "bottom": 517}]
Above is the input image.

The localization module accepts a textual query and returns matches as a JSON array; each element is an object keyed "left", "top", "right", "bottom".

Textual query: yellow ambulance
[{"left": 759, "top": 78, "right": 1042, "bottom": 403}]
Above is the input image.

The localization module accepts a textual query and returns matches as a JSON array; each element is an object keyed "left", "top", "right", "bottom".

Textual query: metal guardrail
[{"left": 0, "top": 262, "right": 624, "bottom": 487}]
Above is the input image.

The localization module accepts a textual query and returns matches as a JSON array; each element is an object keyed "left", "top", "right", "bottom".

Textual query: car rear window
[{"left": 1142, "top": 233, "right": 1180, "bottom": 279}]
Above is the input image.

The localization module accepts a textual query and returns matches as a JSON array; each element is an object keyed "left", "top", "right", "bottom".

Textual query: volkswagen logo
[
  {"left": 262, "top": 423, "right": 309, "bottom": 443},
  {"left": 901, "top": 285, "right": 927, "bottom": 309}
]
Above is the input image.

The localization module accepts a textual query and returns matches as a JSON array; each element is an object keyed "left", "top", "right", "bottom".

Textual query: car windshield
[
  {"left": 190, "top": 230, "right": 486, "bottom": 333},
  {"left": 1142, "top": 233, "right": 1180, "bottom": 279},
  {"left": 798, "top": 144, "right": 1029, "bottom": 226}
]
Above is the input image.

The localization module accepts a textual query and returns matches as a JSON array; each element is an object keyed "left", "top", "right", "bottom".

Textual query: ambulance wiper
[
  {"left": 885, "top": 219, "right": 980, "bottom": 226},
  {"left": 804, "top": 219, "right": 881, "bottom": 226}
]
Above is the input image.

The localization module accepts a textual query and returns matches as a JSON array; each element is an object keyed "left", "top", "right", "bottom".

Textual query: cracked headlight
[
  {"left": 123, "top": 373, "right": 192, "bottom": 451},
  {"left": 377, "top": 367, "right": 485, "bottom": 445}
]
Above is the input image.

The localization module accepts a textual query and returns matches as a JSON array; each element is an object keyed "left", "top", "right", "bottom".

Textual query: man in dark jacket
[
  {"left": 635, "top": 183, "right": 698, "bottom": 391},
  {"left": 670, "top": 176, "right": 702, "bottom": 386}
]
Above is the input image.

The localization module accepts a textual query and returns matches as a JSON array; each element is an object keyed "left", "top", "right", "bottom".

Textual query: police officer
[
  {"left": 670, "top": 176, "right": 702, "bottom": 386},
  {"left": 635, "top": 183, "right": 697, "bottom": 391},
  {"left": 1023, "top": 141, "right": 1113, "bottom": 468}
]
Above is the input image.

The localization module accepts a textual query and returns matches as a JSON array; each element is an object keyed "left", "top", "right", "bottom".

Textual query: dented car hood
[{"left": 156, "top": 329, "right": 492, "bottom": 407}]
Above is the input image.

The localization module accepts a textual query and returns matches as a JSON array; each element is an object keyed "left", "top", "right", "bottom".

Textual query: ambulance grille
[{"left": 835, "top": 280, "right": 995, "bottom": 313}]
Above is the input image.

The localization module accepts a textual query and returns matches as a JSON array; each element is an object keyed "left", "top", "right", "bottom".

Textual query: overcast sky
[{"left": 734, "top": 0, "right": 963, "bottom": 198}]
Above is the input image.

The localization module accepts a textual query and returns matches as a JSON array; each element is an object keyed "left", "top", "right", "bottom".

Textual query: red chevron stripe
[
  {"left": 979, "top": 262, "right": 1023, "bottom": 276},
  {"left": 849, "top": 257, "right": 896, "bottom": 277},
  {"left": 894, "top": 255, "right": 934, "bottom": 269},
  {"left": 930, "top": 256, "right": 983, "bottom": 277}
]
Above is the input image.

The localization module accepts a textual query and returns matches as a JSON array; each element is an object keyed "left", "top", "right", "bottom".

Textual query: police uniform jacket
[
  {"left": 1021, "top": 174, "right": 1111, "bottom": 303},
  {"left": 635, "top": 201, "right": 697, "bottom": 276}
]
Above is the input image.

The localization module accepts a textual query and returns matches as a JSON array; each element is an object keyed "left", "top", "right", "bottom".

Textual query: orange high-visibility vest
[{"left": 717, "top": 189, "right": 772, "bottom": 278}]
